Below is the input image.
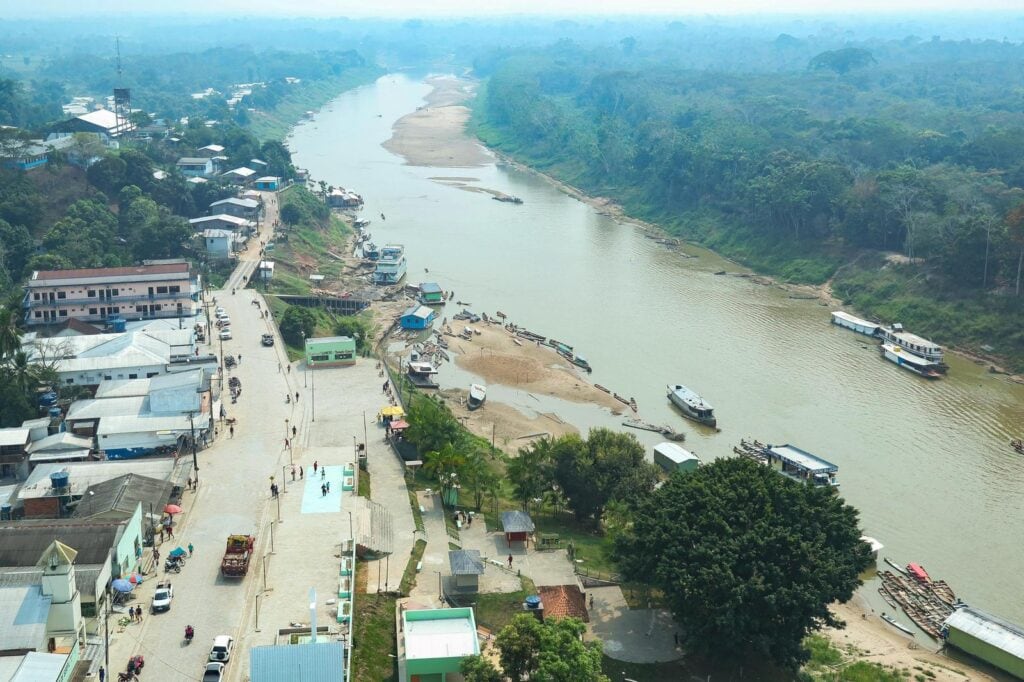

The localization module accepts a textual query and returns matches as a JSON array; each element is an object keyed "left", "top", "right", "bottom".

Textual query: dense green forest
[{"left": 475, "top": 39, "right": 1024, "bottom": 368}]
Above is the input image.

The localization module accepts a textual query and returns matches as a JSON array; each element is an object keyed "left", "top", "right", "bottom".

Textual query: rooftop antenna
[{"left": 112, "top": 36, "right": 132, "bottom": 137}]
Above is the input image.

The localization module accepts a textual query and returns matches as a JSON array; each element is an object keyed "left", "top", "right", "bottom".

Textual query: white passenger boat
[
  {"left": 880, "top": 343, "right": 942, "bottom": 379},
  {"left": 831, "top": 311, "right": 880, "bottom": 336},
  {"left": 468, "top": 384, "right": 486, "bottom": 410},
  {"left": 666, "top": 384, "right": 716, "bottom": 427},
  {"left": 372, "top": 244, "right": 407, "bottom": 285},
  {"left": 878, "top": 323, "right": 944, "bottom": 366}
]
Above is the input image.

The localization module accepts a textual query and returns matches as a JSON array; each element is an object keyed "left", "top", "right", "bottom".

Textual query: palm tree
[
  {"left": 0, "top": 306, "right": 21, "bottom": 361},
  {"left": 423, "top": 443, "right": 465, "bottom": 507}
]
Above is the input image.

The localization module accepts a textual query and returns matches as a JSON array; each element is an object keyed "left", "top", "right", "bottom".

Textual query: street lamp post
[
  {"left": 188, "top": 412, "right": 199, "bottom": 484},
  {"left": 301, "top": 331, "right": 308, "bottom": 388},
  {"left": 311, "top": 360, "right": 316, "bottom": 422}
]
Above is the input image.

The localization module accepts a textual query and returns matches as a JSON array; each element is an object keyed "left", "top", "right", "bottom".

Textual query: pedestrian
[
  {"left": 321, "top": 484, "right": 327, "bottom": 497},
  {"left": 229, "top": 425, "right": 234, "bottom": 438},
  {"left": 313, "top": 461, "right": 318, "bottom": 473},
  {"left": 99, "top": 665, "right": 105, "bottom": 682},
  {"left": 321, "top": 467, "right": 326, "bottom": 480},
  {"left": 136, "top": 606, "right": 143, "bottom": 623},
  {"left": 167, "top": 525, "right": 174, "bottom": 539},
  {"left": 507, "top": 554, "right": 513, "bottom": 568},
  {"left": 284, "top": 438, "right": 290, "bottom": 449},
  {"left": 299, "top": 467, "right": 304, "bottom": 480},
  {"left": 326, "top": 481, "right": 330, "bottom": 493},
  {"left": 278, "top": 362, "right": 282, "bottom": 373},
  {"left": 159, "top": 527, "right": 165, "bottom": 542},
  {"left": 295, "top": 391, "right": 299, "bottom": 401},
  {"left": 188, "top": 542, "right": 194, "bottom": 557},
  {"left": 291, "top": 466, "right": 296, "bottom": 481},
  {"left": 590, "top": 594, "right": 595, "bottom": 609},
  {"left": 292, "top": 425, "right": 297, "bottom": 437},
  {"left": 287, "top": 365, "right": 291, "bottom": 374}
]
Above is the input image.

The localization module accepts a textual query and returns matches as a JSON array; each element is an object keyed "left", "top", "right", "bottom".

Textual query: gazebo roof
[{"left": 501, "top": 511, "right": 535, "bottom": 534}]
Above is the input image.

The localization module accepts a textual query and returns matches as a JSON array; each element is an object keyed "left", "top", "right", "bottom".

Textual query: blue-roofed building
[
  {"left": 763, "top": 444, "right": 839, "bottom": 488},
  {"left": 0, "top": 584, "right": 51, "bottom": 653},
  {"left": 400, "top": 305, "right": 436, "bottom": 331},
  {"left": 250, "top": 641, "right": 345, "bottom": 682},
  {"left": 418, "top": 282, "right": 444, "bottom": 305}
]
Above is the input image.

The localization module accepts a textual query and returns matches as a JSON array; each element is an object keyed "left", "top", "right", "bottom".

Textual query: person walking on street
[
  {"left": 99, "top": 666, "right": 105, "bottom": 682},
  {"left": 229, "top": 425, "right": 234, "bottom": 438},
  {"left": 188, "top": 542, "right": 194, "bottom": 557},
  {"left": 284, "top": 438, "right": 290, "bottom": 450},
  {"left": 287, "top": 365, "right": 291, "bottom": 373},
  {"left": 290, "top": 466, "right": 296, "bottom": 481},
  {"left": 326, "top": 481, "right": 330, "bottom": 493},
  {"left": 321, "top": 468, "right": 326, "bottom": 480},
  {"left": 507, "top": 554, "right": 513, "bottom": 568},
  {"left": 313, "top": 461, "right": 318, "bottom": 473},
  {"left": 295, "top": 391, "right": 299, "bottom": 402},
  {"left": 292, "top": 425, "right": 297, "bottom": 438},
  {"left": 166, "top": 525, "right": 174, "bottom": 539},
  {"left": 321, "top": 484, "right": 327, "bottom": 497},
  {"left": 299, "top": 467, "right": 304, "bottom": 480}
]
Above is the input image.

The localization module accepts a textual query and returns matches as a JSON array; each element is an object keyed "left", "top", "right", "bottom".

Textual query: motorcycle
[
  {"left": 164, "top": 558, "right": 183, "bottom": 573},
  {"left": 184, "top": 625, "right": 195, "bottom": 645}
]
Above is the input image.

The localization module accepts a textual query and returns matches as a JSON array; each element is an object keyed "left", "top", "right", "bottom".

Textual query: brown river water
[{"left": 288, "top": 74, "right": 1024, "bottom": 628}]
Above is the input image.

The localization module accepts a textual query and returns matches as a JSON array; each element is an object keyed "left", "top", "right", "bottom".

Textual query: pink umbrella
[
  {"left": 129, "top": 574, "right": 142, "bottom": 584},
  {"left": 164, "top": 504, "right": 182, "bottom": 514}
]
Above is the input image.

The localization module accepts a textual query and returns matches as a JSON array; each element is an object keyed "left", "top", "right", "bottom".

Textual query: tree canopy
[{"left": 614, "top": 458, "right": 873, "bottom": 668}]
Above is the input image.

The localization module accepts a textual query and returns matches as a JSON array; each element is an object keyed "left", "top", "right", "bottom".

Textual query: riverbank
[{"left": 382, "top": 75, "right": 490, "bottom": 167}]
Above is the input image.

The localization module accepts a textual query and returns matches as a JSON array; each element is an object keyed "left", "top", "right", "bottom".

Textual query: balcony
[{"left": 25, "top": 291, "right": 193, "bottom": 308}]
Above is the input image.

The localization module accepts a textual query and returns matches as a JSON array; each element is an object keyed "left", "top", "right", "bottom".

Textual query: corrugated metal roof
[
  {"left": 96, "top": 413, "right": 196, "bottom": 435},
  {"left": 21, "top": 460, "right": 175, "bottom": 496},
  {"left": 448, "top": 549, "right": 484, "bottom": 575},
  {"left": 210, "top": 198, "right": 259, "bottom": 209},
  {"left": 0, "top": 428, "right": 29, "bottom": 447},
  {"left": 501, "top": 511, "right": 534, "bottom": 534},
  {"left": 0, "top": 585, "right": 50, "bottom": 651},
  {"left": 653, "top": 442, "right": 698, "bottom": 464},
  {"left": 30, "top": 262, "right": 188, "bottom": 283},
  {"left": 945, "top": 606, "right": 1024, "bottom": 661},
  {"left": 26, "top": 433, "right": 93, "bottom": 454},
  {"left": 72, "top": 473, "right": 169, "bottom": 520},
  {"left": 249, "top": 641, "right": 344, "bottom": 682},
  {"left": 66, "top": 396, "right": 149, "bottom": 421},
  {"left": 11, "top": 651, "right": 71, "bottom": 681},
  {"left": 189, "top": 214, "right": 251, "bottom": 227},
  {"left": 0, "top": 520, "right": 124, "bottom": 566}
]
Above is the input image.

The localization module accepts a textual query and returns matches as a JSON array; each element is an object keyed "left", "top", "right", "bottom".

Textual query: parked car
[
  {"left": 209, "top": 635, "right": 234, "bottom": 662},
  {"left": 150, "top": 581, "right": 173, "bottom": 613},
  {"left": 261, "top": 333, "right": 274, "bottom": 347},
  {"left": 202, "top": 662, "right": 225, "bottom": 682},
  {"left": 219, "top": 329, "right": 232, "bottom": 340}
]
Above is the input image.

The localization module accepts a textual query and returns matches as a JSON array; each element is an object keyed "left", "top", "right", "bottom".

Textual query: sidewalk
[{"left": 587, "top": 585, "right": 681, "bottom": 663}]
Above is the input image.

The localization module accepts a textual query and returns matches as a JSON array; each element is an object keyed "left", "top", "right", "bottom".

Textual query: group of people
[{"left": 127, "top": 605, "right": 144, "bottom": 623}]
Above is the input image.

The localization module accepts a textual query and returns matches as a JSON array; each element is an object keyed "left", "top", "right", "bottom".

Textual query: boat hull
[
  {"left": 667, "top": 386, "right": 717, "bottom": 427},
  {"left": 881, "top": 345, "right": 942, "bottom": 379}
]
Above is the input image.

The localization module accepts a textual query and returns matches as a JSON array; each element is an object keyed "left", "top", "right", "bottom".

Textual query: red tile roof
[
  {"left": 538, "top": 585, "right": 589, "bottom": 622},
  {"left": 31, "top": 262, "right": 190, "bottom": 282}
]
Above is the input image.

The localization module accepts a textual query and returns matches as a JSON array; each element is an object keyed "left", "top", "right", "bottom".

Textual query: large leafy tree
[
  {"left": 278, "top": 307, "right": 317, "bottom": 347},
  {"left": 508, "top": 438, "right": 555, "bottom": 512},
  {"left": 615, "top": 457, "right": 872, "bottom": 669},
  {"left": 461, "top": 614, "right": 608, "bottom": 682},
  {"left": 404, "top": 395, "right": 462, "bottom": 455}
]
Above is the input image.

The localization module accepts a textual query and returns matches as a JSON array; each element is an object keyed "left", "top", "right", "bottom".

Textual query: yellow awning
[{"left": 380, "top": 406, "right": 405, "bottom": 417}]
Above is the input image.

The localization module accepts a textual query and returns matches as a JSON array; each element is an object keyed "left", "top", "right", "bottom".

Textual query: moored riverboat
[
  {"left": 372, "top": 244, "right": 406, "bottom": 285},
  {"left": 831, "top": 311, "right": 880, "bottom": 336},
  {"left": 880, "top": 343, "right": 942, "bottom": 379},
  {"left": 879, "top": 323, "right": 946, "bottom": 368},
  {"left": 468, "top": 384, "right": 486, "bottom": 410},
  {"left": 666, "top": 384, "right": 716, "bottom": 427}
]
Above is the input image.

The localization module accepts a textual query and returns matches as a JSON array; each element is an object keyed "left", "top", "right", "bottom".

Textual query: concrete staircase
[{"left": 349, "top": 496, "right": 393, "bottom": 557}]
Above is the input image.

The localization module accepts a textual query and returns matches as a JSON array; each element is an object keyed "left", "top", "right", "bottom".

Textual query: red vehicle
[{"left": 220, "top": 535, "right": 255, "bottom": 577}]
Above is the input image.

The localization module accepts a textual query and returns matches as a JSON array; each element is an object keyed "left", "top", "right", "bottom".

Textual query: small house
[
  {"left": 400, "top": 305, "right": 436, "bottom": 331},
  {"left": 448, "top": 549, "right": 484, "bottom": 592},
  {"left": 209, "top": 197, "right": 259, "bottom": 220},
  {"left": 305, "top": 336, "right": 357, "bottom": 368},
  {"left": 250, "top": 642, "right": 345, "bottom": 682},
  {"left": 189, "top": 214, "right": 253, "bottom": 233},
  {"left": 175, "top": 157, "right": 214, "bottom": 178},
  {"left": 202, "top": 229, "right": 235, "bottom": 259},
  {"left": 196, "top": 144, "right": 225, "bottom": 157},
  {"left": 653, "top": 442, "right": 700, "bottom": 474},
  {"left": 501, "top": 510, "right": 534, "bottom": 547},
  {"left": 249, "top": 158, "right": 268, "bottom": 170},
  {"left": 402, "top": 607, "right": 480, "bottom": 682},
  {"left": 419, "top": 282, "right": 444, "bottom": 305},
  {"left": 0, "top": 427, "right": 31, "bottom": 480},
  {"left": 537, "top": 584, "right": 590, "bottom": 622},
  {"left": 254, "top": 176, "right": 280, "bottom": 191},
  {"left": 222, "top": 167, "right": 257, "bottom": 185}
]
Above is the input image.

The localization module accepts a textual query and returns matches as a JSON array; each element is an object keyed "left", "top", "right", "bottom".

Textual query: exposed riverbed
[{"left": 288, "top": 74, "right": 1024, "bottom": 638}]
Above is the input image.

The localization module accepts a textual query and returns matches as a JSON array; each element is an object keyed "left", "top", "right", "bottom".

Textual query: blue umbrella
[
  {"left": 168, "top": 547, "right": 187, "bottom": 558},
  {"left": 111, "top": 578, "right": 133, "bottom": 593}
]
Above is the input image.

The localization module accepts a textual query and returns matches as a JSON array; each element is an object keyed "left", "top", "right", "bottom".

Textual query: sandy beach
[{"left": 382, "top": 75, "right": 490, "bottom": 167}]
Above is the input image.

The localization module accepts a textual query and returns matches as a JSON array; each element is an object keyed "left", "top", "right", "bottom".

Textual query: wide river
[{"left": 290, "top": 74, "right": 1024, "bottom": 626}]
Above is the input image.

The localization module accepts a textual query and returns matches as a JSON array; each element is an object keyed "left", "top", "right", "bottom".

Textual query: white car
[
  {"left": 202, "top": 662, "right": 225, "bottom": 682},
  {"left": 150, "top": 581, "right": 173, "bottom": 613},
  {"left": 219, "top": 329, "right": 232, "bottom": 340},
  {"left": 209, "top": 635, "right": 234, "bottom": 662}
]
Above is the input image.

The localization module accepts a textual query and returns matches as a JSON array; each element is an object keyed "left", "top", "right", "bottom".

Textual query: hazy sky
[{"left": 10, "top": 0, "right": 1024, "bottom": 17}]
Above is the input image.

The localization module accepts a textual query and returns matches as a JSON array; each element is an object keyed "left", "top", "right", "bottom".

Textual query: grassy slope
[{"left": 472, "top": 105, "right": 1024, "bottom": 371}]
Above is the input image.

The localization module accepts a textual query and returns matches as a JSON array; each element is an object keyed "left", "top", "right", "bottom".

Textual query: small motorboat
[
  {"left": 884, "top": 557, "right": 907, "bottom": 575},
  {"left": 881, "top": 613, "right": 915, "bottom": 636},
  {"left": 1012, "top": 438, "right": 1023, "bottom": 454},
  {"left": 468, "top": 384, "right": 486, "bottom": 410}
]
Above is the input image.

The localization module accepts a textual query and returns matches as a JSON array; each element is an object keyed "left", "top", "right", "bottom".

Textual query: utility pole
[
  {"left": 189, "top": 412, "right": 199, "bottom": 483},
  {"left": 311, "top": 361, "right": 316, "bottom": 422}
]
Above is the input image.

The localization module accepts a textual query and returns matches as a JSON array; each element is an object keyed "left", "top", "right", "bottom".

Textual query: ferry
[
  {"left": 666, "top": 384, "right": 716, "bottom": 427},
  {"left": 878, "top": 323, "right": 945, "bottom": 367},
  {"left": 880, "top": 343, "right": 942, "bottom": 379},
  {"left": 372, "top": 244, "right": 407, "bottom": 285},
  {"left": 831, "top": 311, "right": 880, "bottom": 336}
]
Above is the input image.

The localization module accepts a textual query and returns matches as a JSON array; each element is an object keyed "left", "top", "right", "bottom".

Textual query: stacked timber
[{"left": 878, "top": 570, "right": 956, "bottom": 639}]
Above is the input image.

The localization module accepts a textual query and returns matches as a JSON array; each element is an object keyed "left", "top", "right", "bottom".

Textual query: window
[
  {"left": 66, "top": 378, "right": 74, "bottom": 384},
  {"left": 57, "top": 291, "right": 66, "bottom": 299},
  {"left": 110, "top": 307, "right": 119, "bottom": 314},
  {"left": 169, "top": 285, "right": 181, "bottom": 293},
  {"left": 89, "top": 308, "right": 97, "bottom": 315},
  {"left": 154, "top": 305, "right": 162, "bottom": 311},
  {"left": 104, "top": 375, "right": 112, "bottom": 381},
  {"left": 34, "top": 311, "right": 42, "bottom": 318},
  {"left": 87, "top": 290, "right": 96, "bottom": 297},
  {"left": 156, "top": 286, "right": 168, "bottom": 294},
  {"left": 58, "top": 310, "right": 67, "bottom": 317},
  {"left": 110, "top": 288, "right": 118, "bottom": 297},
  {"left": 334, "top": 351, "right": 353, "bottom": 360},
  {"left": 32, "top": 293, "right": 40, "bottom": 301},
  {"left": 128, "top": 374, "right": 138, "bottom": 379},
  {"left": 147, "top": 372, "right": 159, "bottom": 378},
  {"left": 311, "top": 353, "right": 330, "bottom": 362}
]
